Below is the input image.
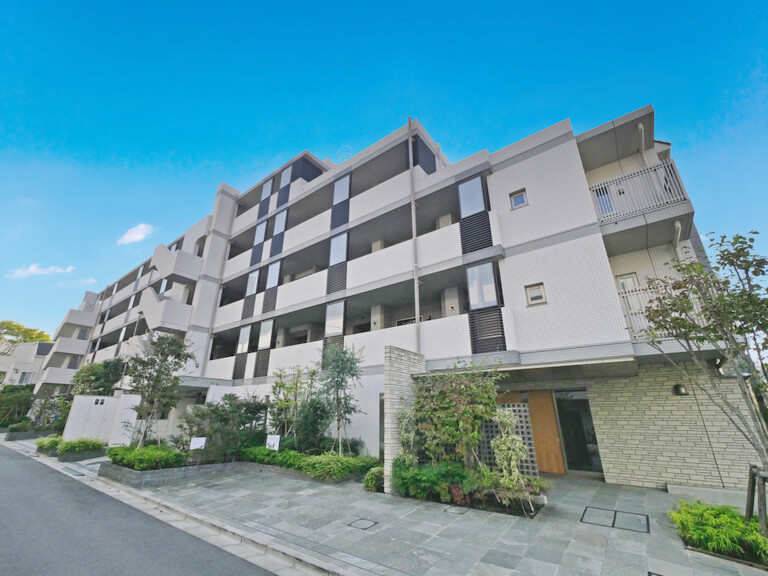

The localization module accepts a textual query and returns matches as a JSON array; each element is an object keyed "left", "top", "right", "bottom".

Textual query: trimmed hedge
[
  {"left": 239, "top": 447, "right": 380, "bottom": 481},
  {"left": 107, "top": 445, "right": 186, "bottom": 471},
  {"left": 57, "top": 438, "right": 105, "bottom": 454},
  {"left": 363, "top": 466, "right": 384, "bottom": 492},
  {"left": 239, "top": 447, "right": 309, "bottom": 470}
]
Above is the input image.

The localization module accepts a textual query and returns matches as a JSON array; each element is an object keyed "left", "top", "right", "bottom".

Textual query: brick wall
[{"left": 383, "top": 346, "right": 425, "bottom": 494}]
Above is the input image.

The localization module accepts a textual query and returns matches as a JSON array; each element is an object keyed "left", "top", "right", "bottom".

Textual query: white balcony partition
[
  {"left": 500, "top": 306, "right": 518, "bottom": 352},
  {"left": 419, "top": 315, "right": 472, "bottom": 361},
  {"left": 590, "top": 159, "right": 688, "bottom": 223},
  {"left": 282, "top": 209, "right": 332, "bottom": 253},
  {"left": 416, "top": 223, "right": 462, "bottom": 269},
  {"left": 222, "top": 250, "right": 252, "bottom": 279},
  {"left": 41, "top": 367, "right": 77, "bottom": 386},
  {"left": 347, "top": 240, "right": 413, "bottom": 290},
  {"left": 345, "top": 324, "right": 417, "bottom": 367},
  {"left": 102, "top": 307, "right": 140, "bottom": 335},
  {"left": 93, "top": 344, "right": 118, "bottom": 363},
  {"left": 349, "top": 170, "right": 411, "bottom": 222},
  {"left": 51, "top": 337, "right": 89, "bottom": 357},
  {"left": 214, "top": 300, "right": 245, "bottom": 330},
  {"left": 231, "top": 205, "right": 260, "bottom": 238},
  {"left": 288, "top": 178, "right": 307, "bottom": 204},
  {"left": 268, "top": 341, "right": 323, "bottom": 374},
  {"left": 204, "top": 357, "right": 235, "bottom": 380},
  {"left": 276, "top": 270, "right": 327, "bottom": 310},
  {"left": 54, "top": 309, "right": 97, "bottom": 338}
]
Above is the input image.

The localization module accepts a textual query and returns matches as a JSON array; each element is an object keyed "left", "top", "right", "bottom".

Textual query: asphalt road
[{"left": 0, "top": 445, "right": 274, "bottom": 576}]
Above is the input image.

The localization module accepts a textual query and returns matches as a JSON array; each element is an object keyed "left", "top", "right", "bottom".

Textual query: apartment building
[
  {"left": 42, "top": 105, "right": 759, "bottom": 490},
  {"left": 0, "top": 341, "right": 53, "bottom": 389}
]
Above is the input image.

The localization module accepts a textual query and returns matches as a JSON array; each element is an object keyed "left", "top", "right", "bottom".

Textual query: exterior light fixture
[{"left": 673, "top": 384, "right": 689, "bottom": 396}]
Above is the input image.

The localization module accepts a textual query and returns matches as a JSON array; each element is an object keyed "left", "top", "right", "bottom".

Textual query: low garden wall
[
  {"left": 58, "top": 448, "right": 106, "bottom": 463},
  {"left": 98, "top": 461, "right": 254, "bottom": 488},
  {"left": 4, "top": 430, "right": 51, "bottom": 441}
]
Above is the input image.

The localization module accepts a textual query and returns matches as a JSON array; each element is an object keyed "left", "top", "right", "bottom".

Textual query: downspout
[
  {"left": 672, "top": 219, "right": 683, "bottom": 261},
  {"left": 408, "top": 118, "right": 421, "bottom": 353},
  {"left": 637, "top": 122, "right": 647, "bottom": 167}
]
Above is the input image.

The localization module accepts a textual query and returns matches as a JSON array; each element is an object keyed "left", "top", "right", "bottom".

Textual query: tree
[
  {"left": 643, "top": 233, "right": 768, "bottom": 477},
  {"left": 71, "top": 358, "right": 125, "bottom": 396},
  {"left": 0, "top": 320, "right": 50, "bottom": 355},
  {"left": 414, "top": 361, "right": 502, "bottom": 468},
  {"left": 270, "top": 365, "right": 315, "bottom": 442},
  {"left": 126, "top": 333, "right": 193, "bottom": 448},
  {"left": 318, "top": 345, "right": 363, "bottom": 455}
]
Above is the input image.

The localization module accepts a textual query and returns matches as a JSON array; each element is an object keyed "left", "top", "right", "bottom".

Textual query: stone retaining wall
[
  {"left": 58, "top": 448, "right": 106, "bottom": 463},
  {"left": 98, "top": 461, "right": 253, "bottom": 487}
]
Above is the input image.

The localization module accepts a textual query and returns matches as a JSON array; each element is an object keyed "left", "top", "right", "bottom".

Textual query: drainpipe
[
  {"left": 408, "top": 117, "right": 421, "bottom": 353},
  {"left": 672, "top": 219, "right": 683, "bottom": 261},
  {"left": 637, "top": 122, "right": 646, "bottom": 167}
]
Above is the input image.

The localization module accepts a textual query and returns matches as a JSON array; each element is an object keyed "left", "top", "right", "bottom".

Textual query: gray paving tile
[{"left": 581, "top": 507, "right": 614, "bottom": 527}]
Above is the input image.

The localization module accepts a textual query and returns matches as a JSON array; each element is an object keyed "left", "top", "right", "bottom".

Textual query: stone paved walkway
[{"left": 135, "top": 467, "right": 765, "bottom": 576}]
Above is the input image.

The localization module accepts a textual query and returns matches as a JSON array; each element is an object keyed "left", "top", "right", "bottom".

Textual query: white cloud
[
  {"left": 5, "top": 263, "right": 75, "bottom": 279},
  {"left": 117, "top": 223, "right": 153, "bottom": 245}
]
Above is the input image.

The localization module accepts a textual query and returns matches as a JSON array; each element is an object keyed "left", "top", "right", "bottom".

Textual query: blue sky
[{"left": 1, "top": 1, "right": 767, "bottom": 335}]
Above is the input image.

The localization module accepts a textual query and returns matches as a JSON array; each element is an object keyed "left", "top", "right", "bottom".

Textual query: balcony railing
[
  {"left": 591, "top": 159, "right": 688, "bottom": 223},
  {"left": 617, "top": 288, "right": 704, "bottom": 338}
]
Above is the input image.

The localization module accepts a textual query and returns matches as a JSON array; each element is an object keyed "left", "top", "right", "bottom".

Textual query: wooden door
[{"left": 528, "top": 390, "right": 566, "bottom": 474}]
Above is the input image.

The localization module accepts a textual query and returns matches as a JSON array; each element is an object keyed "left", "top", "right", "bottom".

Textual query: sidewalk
[{"left": 4, "top": 437, "right": 764, "bottom": 576}]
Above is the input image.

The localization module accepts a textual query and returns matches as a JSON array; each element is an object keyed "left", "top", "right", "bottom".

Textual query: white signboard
[
  {"left": 190, "top": 437, "right": 207, "bottom": 451},
  {"left": 266, "top": 434, "right": 280, "bottom": 451}
]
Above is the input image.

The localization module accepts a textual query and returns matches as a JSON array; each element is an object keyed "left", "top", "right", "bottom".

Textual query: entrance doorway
[{"left": 554, "top": 390, "right": 603, "bottom": 473}]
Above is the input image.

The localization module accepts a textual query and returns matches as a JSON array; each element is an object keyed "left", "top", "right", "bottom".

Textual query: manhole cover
[
  {"left": 581, "top": 506, "right": 649, "bottom": 533},
  {"left": 349, "top": 519, "right": 377, "bottom": 530},
  {"left": 443, "top": 506, "right": 468, "bottom": 515}
]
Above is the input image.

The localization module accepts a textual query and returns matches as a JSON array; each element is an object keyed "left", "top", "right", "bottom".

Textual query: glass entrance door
[{"left": 554, "top": 390, "right": 603, "bottom": 473}]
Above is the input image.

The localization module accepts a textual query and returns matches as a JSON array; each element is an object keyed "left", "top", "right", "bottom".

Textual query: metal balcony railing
[
  {"left": 591, "top": 159, "right": 688, "bottom": 223},
  {"left": 617, "top": 288, "right": 705, "bottom": 339}
]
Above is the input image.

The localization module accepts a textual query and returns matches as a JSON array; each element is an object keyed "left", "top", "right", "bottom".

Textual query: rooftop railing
[{"left": 591, "top": 159, "right": 688, "bottom": 223}]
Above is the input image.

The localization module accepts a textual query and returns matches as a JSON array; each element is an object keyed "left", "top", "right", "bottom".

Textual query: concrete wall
[{"left": 63, "top": 394, "right": 140, "bottom": 446}]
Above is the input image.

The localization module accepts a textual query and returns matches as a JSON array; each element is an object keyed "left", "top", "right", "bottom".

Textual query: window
[
  {"left": 525, "top": 283, "right": 547, "bottom": 306},
  {"left": 265, "top": 261, "right": 281, "bottom": 289},
  {"left": 245, "top": 270, "right": 259, "bottom": 296},
  {"left": 236, "top": 326, "right": 250, "bottom": 354},
  {"left": 19, "top": 372, "right": 32, "bottom": 385},
  {"left": 280, "top": 166, "right": 292, "bottom": 189},
  {"left": 273, "top": 211, "right": 287, "bottom": 235},
  {"left": 509, "top": 189, "right": 528, "bottom": 210},
  {"left": 261, "top": 178, "right": 273, "bottom": 201},
  {"left": 253, "top": 222, "right": 266, "bottom": 245},
  {"left": 325, "top": 301, "right": 345, "bottom": 337},
  {"left": 258, "top": 320, "right": 273, "bottom": 350},
  {"left": 593, "top": 185, "right": 614, "bottom": 215},
  {"left": 466, "top": 263, "right": 498, "bottom": 310},
  {"left": 458, "top": 176, "right": 485, "bottom": 219},
  {"left": 333, "top": 175, "right": 350, "bottom": 205},
  {"left": 329, "top": 233, "right": 347, "bottom": 266}
]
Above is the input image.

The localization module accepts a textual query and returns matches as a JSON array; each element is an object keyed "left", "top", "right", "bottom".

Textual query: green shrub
[
  {"left": 36, "top": 435, "right": 63, "bottom": 452},
  {"left": 363, "top": 467, "right": 384, "bottom": 492},
  {"left": 57, "top": 438, "right": 105, "bottom": 454},
  {"left": 107, "top": 444, "right": 186, "bottom": 471},
  {"left": 669, "top": 500, "right": 768, "bottom": 565},
  {"left": 392, "top": 457, "right": 468, "bottom": 503},
  {"left": 274, "top": 450, "right": 309, "bottom": 470},
  {"left": 7, "top": 419, "right": 32, "bottom": 432},
  {"left": 301, "top": 452, "right": 357, "bottom": 481},
  {"left": 239, "top": 446, "right": 279, "bottom": 465}
]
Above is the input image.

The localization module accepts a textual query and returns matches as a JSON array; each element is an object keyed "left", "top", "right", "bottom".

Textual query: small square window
[
  {"left": 510, "top": 189, "right": 528, "bottom": 210},
  {"left": 525, "top": 283, "right": 546, "bottom": 305}
]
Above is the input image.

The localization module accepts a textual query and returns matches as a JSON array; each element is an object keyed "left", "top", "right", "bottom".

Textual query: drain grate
[
  {"left": 348, "top": 519, "right": 377, "bottom": 530},
  {"left": 580, "top": 506, "right": 649, "bottom": 533}
]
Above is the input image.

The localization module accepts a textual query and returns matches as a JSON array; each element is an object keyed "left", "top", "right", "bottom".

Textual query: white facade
[
  {"left": 0, "top": 341, "right": 53, "bottom": 389},
  {"left": 42, "top": 105, "right": 752, "bottom": 488}
]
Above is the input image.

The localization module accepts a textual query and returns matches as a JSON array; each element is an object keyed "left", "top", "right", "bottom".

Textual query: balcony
[
  {"left": 214, "top": 299, "right": 245, "bottom": 330},
  {"left": 137, "top": 289, "right": 192, "bottom": 333},
  {"left": 591, "top": 160, "right": 694, "bottom": 256},
  {"left": 347, "top": 239, "right": 413, "bottom": 291},
  {"left": 53, "top": 309, "right": 98, "bottom": 339},
  {"left": 349, "top": 169, "right": 414, "bottom": 222},
  {"left": 223, "top": 249, "right": 252, "bottom": 279},
  {"left": 617, "top": 288, "right": 705, "bottom": 339},
  {"left": 416, "top": 222, "right": 462, "bottom": 271},
  {"left": 150, "top": 245, "right": 202, "bottom": 283},
  {"left": 204, "top": 356, "right": 235, "bottom": 380},
  {"left": 419, "top": 315, "right": 472, "bottom": 361},
  {"left": 268, "top": 341, "right": 323, "bottom": 374},
  {"left": 276, "top": 270, "right": 327, "bottom": 311},
  {"left": 282, "top": 209, "right": 332, "bottom": 253},
  {"left": 49, "top": 337, "right": 89, "bottom": 358},
  {"left": 345, "top": 324, "right": 417, "bottom": 367},
  {"left": 40, "top": 367, "right": 77, "bottom": 386}
]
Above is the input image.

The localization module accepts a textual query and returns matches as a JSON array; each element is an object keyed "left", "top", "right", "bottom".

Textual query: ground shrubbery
[
  {"left": 240, "top": 446, "right": 378, "bottom": 481},
  {"left": 363, "top": 467, "right": 384, "bottom": 492},
  {"left": 36, "top": 435, "right": 63, "bottom": 453},
  {"left": 57, "top": 438, "right": 105, "bottom": 454},
  {"left": 670, "top": 500, "right": 768, "bottom": 565},
  {"left": 107, "top": 444, "right": 186, "bottom": 471}
]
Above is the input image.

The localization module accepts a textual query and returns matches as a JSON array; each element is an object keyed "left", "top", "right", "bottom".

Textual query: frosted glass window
[
  {"left": 254, "top": 222, "right": 266, "bottom": 245},
  {"left": 273, "top": 211, "right": 287, "bottom": 235},
  {"left": 458, "top": 176, "right": 485, "bottom": 219},
  {"left": 280, "top": 166, "right": 292, "bottom": 189},
  {"left": 333, "top": 175, "right": 350, "bottom": 205},
  {"left": 510, "top": 190, "right": 528, "bottom": 209},
  {"left": 261, "top": 178, "right": 273, "bottom": 201},
  {"left": 246, "top": 271, "right": 259, "bottom": 296},
  {"left": 266, "top": 261, "right": 281, "bottom": 289},
  {"left": 236, "top": 326, "right": 250, "bottom": 354},
  {"left": 258, "top": 320, "right": 273, "bottom": 350},
  {"left": 467, "top": 263, "right": 498, "bottom": 310},
  {"left": 329, "top": 234, "right": 347, "bottom": 266},
  {"left": 325, "top": 301, "right": 345, "bottom": 337}
]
